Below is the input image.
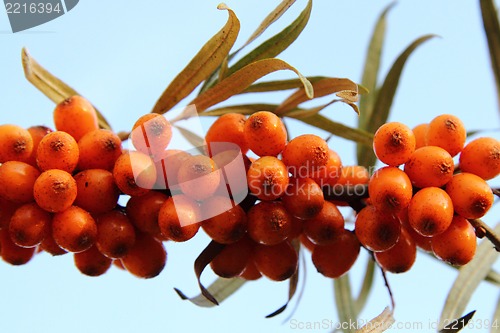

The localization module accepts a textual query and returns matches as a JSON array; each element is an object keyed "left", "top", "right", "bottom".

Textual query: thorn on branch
[{"left": 468, "top": 218, "right": 500, "bottom": 252}]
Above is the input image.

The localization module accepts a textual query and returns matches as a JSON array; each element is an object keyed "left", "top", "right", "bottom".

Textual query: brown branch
[{"left": 468, "top": 219, "right": 500, "bottom": 251}]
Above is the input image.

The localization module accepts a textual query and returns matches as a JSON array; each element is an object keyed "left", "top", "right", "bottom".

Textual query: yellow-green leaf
[
  {"left": 151, "top": 4, "right": 240, "bottom": 114},
  {"left": 242, "top": 76, "right": 327, "bottom": 94},
  {"left": 480, "top": 0, "right": 500, "bottom": 113},
  {"left": 439, "top": 222, "right": 500, "bottom": 330},
  {"left": 21, "top": 48, "right": 111, "bottom": 130},
  {"left": 284, "top": 98, "right": 358, "bottom": 119},
  {"left": 275, "top": 78, "right": 359, "bottom": 115},
  {"left": 334, "top": 274, "right": 357, "bottom": 333},
  {"left": 190, "top": 58, "right": 313, "bottom": 114},
  {"left": 174, "top": 277, "right": 246, "bottom": 307}
]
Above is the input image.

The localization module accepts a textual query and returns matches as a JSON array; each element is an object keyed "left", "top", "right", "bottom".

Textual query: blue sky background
[{"left": 1, "top": 1, "right": 500, "bottom": 332}]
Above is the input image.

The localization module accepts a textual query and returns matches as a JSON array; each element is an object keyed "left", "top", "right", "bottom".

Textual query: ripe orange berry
[
  {"left": 408, "top": 187, "right": 453, "bottom": 237},
  {"left": 374, "top": 227, "right": 417, "bottom": 273},
  {"left": 0, "top": 161, "right": 40, "bottom": 204},
  {"left": 247, "top": 201, "right": 292, "bottom": 245},
  {"left": 36, "top": 131, "right": 79, "bottom": 173},
  {"left": 403, "top": 146, "right": 454, "bottom": 188},
  {"left": 310, "top": 149, "right": 342, "bottom": 187},
  {"left": 39, "top": 223, "right": 67, "bottom": 256},
  {"left": 244, "top": 111, "right": 287, "bottom": 156},
  {"left": 212, "top": 149, "right": 251, "bottom": 198},
  {"left": 113, "top": 151, "right": 156, "bottom": 197},
  {"left": 201, "top": 196, "right": 247, "bottom": 244},
  {"left": 431, "top": 215, "right": 476, "bottom": 266},
  {"left": 120, "top": 232, "right": 167, "bottom": 278},
  {"left": 302, "top": 201, "right": 345, "bottom": 245},
  {"left": 9, "top": 203, "right": 51, "bottom": 248},
  {"left": 282, "top": 134, "right": 329, "bottom": 177},
  {"left": 373, "top": 122, "right": 416, "bottom": 166},
  {"left": 96, "top": 210, "right": 136, "bottom": 259},
  {"left": 52, "top": 206, "right": 97, "bottom": 253},
  {"left": 158, "top": 195, "right": 201, "bottom": 242},
  {"left": 33, "top": 169, "right": 77, "bottom": 213},
  {"left": 239, "top": 260, "right": 262, "bottom": 281},
  {"left": 412, "top": 123, "right": 429, "bottom": 149},
  {"left": 205, "top": 113, "right": 249, "bottom": 155},
  {"left": 445, "top": 172, "right": 494, "bottom": 219},
  {"left": 74, "top": 245, "right": 112, "bottom": 277},
  {"left": 210, "top": 237, "right": 254, "bottom": 278},
  {"left": 74, "top": 169, "right": 120, "bottom": 214},
  {"left": 130, "top": 113, "right": 172, "bottom": 156},
  {"left": 0, "top": 197, "right": 21, "bottom": 230},
  {"left": 247, "top": 156, "right": 289, "bottom": 201},
  {"left": 398, "top": 207, "right": 432, "bottom": 252},
  {"left": 154, "top": 149, "right": 190, "bottom": 190},
  {"left": 336, "top": 165, "right": 370, "bottom": 186},
  {"left": 312, "top": 229, "right": 360, "bottom": 278},
  {"left": 0, "top": 229, "right": 35, "bottom": 265},
  {"left": 300, "top": 233, "right": 316, "bottom": 252},
  {"left": 126, "top": 191, "right": 168, "bottom": 237},
  {"left": 0, "top": 124, "right": 33, "bottom": 163},
  {"left": 77, "top": 129, "right": 122, "bottom": 171},
  {"left": 253, "top": 241, "right": 298, "bottom": 281},
  {"left": 282, "top": 177, "right": 325, "bottom": 220},
  {"left": 368, "top": 166, "right": 412, "bottom": 214},
  {"left": 427, "top": 114, "right": 466, "bottom": 157},
  {"left": 459, "top": 137, "right": 500, "bottom": 180},
  {"left": 53, "top": 95, "right": 99, "bottom": 141},
  {"left": 26, "top": 125, "right": 52, "bottom": 166},
  {"left": 176, "top": 155, "right": 221, "bottom": 201},
  {"left": 355, "top": 205, "right": 401, "bottom": 252}
]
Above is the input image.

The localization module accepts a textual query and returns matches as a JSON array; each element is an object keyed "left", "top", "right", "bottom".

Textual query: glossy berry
[
  {"left": 373, "top": 122, "right": 416, "bottom": 166},
  {"left": 247, "top": 156, "right": 289, "bottom": 201},
  {"left": 113, "top": 151, "right": 156, "bottom": 197},
  {"left": 355, "top": 205, "right": 401, "bottom": 252},
  {"left": 9, "top": 203, "right": 51, "bottom": 248},
  {"left": 158, "top": 195, "right": 201, "bottom": 242},
  {"left": 210, "top": 237, "right": 254, "bottom": 278},
  {"left": 52, "top": 206, "right": 97, "bottom": 253},
  {"left": 252, "top": 241, "right": 298, "bottom": 281},
  {"left": 404, "top": 146, "right": 454, "bottom": 188},
  {"left": 459, "top": 137, "right": 500, "bottom": 180},
  {"left": 205, "top": 113, "right": 249, "bottom": 155},
  {"left": 154, "top": 149, "right": 190, "bottom": 190},
  {"left": 34, "top": 169, "right": 77, "bottom": 213},
  {"left": 282, "top": 134, "right": 329, "bottom": 177},
  {"left": 36, "top": 131, "right": 79, "bottom": 173},
  {"left": 77, "top": 129, "right": 122, "bottom": 171},
  {"left": 74, "top": 169, "right": 120, "bottom": 214},
  {"left": 247, "top": 201, "right": 292, "bottom": 245},
  {"left": 26, "top": 125, "right": 52, "bottom": 166},
  {"left": 130, "top": 113, "right": 172, "bottom": 156},
  {"left": 96, "top": 210, "right": 136, "bottom": 259},
  {"left": 126, "top": 191, "right": 168, "bottom": 238},
  {"left": 302, "top": 201, "right": 344, "bottom": 245},
  {"left": 412, "top": 123, "right": 428, "bottom": 149},
  {"left": 0, "top": 161, "right": 40, "bottom": 204},
  {"left": 310, "top": 149, "right": 342, "bottom": 187},
  {"left": 201, "top": 196, "right": 247, "bottom": 244},
  {"left": 431, "top": 215, "right": 476, "bottom": 266},
  {"left": 244, "top": 111, "right": 287, "bottom": 157},
  {"left": 426, "top": 114, "right": 466, "bottom": 157},
  {"left": 0, "top": 229, "right": 35, "bottom": 265},
  {"left": 53, "top": 95, "right": 99, "bottom": 141},
  {"left": 408, "top": 187, "right": 454, "bottom": 237},
  {"left": 399, "top": 208, "right": 432, "bottom": 252},
  {"left": 282, "top": 177, "right": 325, "bottom": 220},
  {"left": 374, "top": 227, "right": 417, "bottom": 273},
  {"left": 120, "top": 232, "right": 167, "bottom": 279},
  {"left": 368, "top": 166, "right": 412, "bottom": 214},
  {"left": 176, "top": 155, "right": 221, "bottom": 201},
  {"left": 239, "top": 260, "right": 262, "bottom": 281},
  {"left": 0, "top": 124, "right": 33, "bottom": 163},
  {"left": 74, "top": 245, "right": 112, "bottom": 277},
  {"left": 445, "top": 172, "right": 494, "bottom": 219}
]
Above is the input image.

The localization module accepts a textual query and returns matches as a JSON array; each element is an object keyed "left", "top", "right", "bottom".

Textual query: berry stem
[{"left": 468, "top": 219, "right": 500, "bottom": 251}]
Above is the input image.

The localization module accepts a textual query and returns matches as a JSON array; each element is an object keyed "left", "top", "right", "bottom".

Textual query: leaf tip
[{"left": 217, "top": 3, "right": 229, "bottom": 10}]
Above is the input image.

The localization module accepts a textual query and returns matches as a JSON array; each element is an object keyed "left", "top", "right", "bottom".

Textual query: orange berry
[
  {"left": 408, "top": 187, "right": 454, "bottom": 237},
  {"left": 403, "top": 146, "right": 454, "bottom": 188},
  {"left": 212, "top": 149, "right": 251, "bottom": 198},
  {"left": 153, "top": 149, "right": 190, "bottom": 190},
  {"left": 398, "top": 208, "right": 432, "bottom": 252},
  {"left": 176, "top": 155, "right": 221, "bottom": 201},
  {"left": 130, "top": 113, "right": 172, "bottom": 155},
  {"left": 9, "top": 203, "right": 51, "bottom": 248},
  {"left": 74, "top": 245, "right": 112, "bottom": 277},
  {"left": 445, "top": 172, "right": 494, "bottom": 219},
  {"left": 26, "top": 125, "right": 52, "bottom": 166},
  {"left": 373, "top": 122, "right": 416, "bottom": 166},
  {"left": 412, "top": 123, "right": 429, "bottom": 149},
  {"left": 312, "top": 229, "right": 360, "bottom": 278},
  {"left": 282, "top": 177, "right": 325, "bottom": 220},
  {"left": 0, "top": 161, "right": 40, "bottom": 204},
  {"left": 39, "top": 222, "right": 67, "bottom": 256},
  {"left": 158, "top": 195, "right": 201, "bottom": 242},
  {"left": 0, "top": 124, "right": 33, "bottom": 163},
  {"left": 53, "top": 95, "right": 99, "bottom": 141},
  {"left": 302, "top": 201, "right": 345, "bottom": 245},
  {"left": 355, "top": 205, "right": 401, "bottom": 252},
  {"left": 210, "top": 237, "right": 254, "bottom": 278},
  {"left": 126, "top": 191, "right": 168, "bottom": 237},
  {"left": 426, "top": 114, "right": 466, "bottom": 157},
  {"left": 74, "top": 169, "right": 120, "bottom": 214},
  {"left": 253, "top": 241, "right": 298, "bottom": 281},
  {"left": 0, "top": 197, "right": 21, "bottom": 230},
  {"left": 96, "top": 210, "right": 136, "bottom": 259},
  {"left": 0, "top": 229, "right": 35, "bottom": 265},
  {"left": 247, "top": 156, "right": 289, "bottom": 201},
  {"left": 368, "top": 166, "right": 412, "bottom": 214},
  {"left": 77, "top": 129, "right": 122, "bottom": 171},
  {"left": 36, "top": 131, "right": 79, "bottom": 173},
  {"left": 247, "top": 201, "right": 292, "bottom": 245},
  {"left": 374, "top": 227, "right": 416, "bottom": 273},
  {"left": 239, "top": 259, "right": 262, "bottom": 281},
  {"left": 309, "top": 149, "right": 342, "bottom": 187},
  {"left": 52, "top": 206, "right": 97, "bottom": 253},
  {"left": 201, "top": 196, "right": 247, "bottom": 244},
  {"left": 120, "top": 232, "right": 166, "bottom": 278},
  {"left": 459, "top": 137, "right": 500, "bottom": 180},
  {"left": 300, "top": 233, "right": 316, "bottom": 252},
  {"left": 431, "top": 215, "right": 476, "bottom": 266},
  {"left": 282, "top": 134, "right": 329, "bottom": 177},
  {"left": 113, "top": 151, "right": 156, "bottom": 196},
  {"left": 34, "top": 169, "right": 77, "bottom": 213},
  {"left": 244, "top": 111, "right": 287, "bottom": 157},
  {"left": 336, "top": 165, "right": 370, "bottom": 186},
  {"left": 205, "top": 113, "right": 249, "bottom": 155}
]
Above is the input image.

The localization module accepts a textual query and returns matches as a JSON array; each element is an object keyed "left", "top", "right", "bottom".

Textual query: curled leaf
[
  {"left": 174, "top": 277, "right": 246, "bottom": 307},
  {"left": 151, "top": 4, "right": 240, "bottom": 114},
  {"left": 355, "top": 307, "right": 395, "bottom": 333}
]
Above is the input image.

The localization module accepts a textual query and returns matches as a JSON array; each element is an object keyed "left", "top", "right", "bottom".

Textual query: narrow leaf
[
  {"left": 174, "top": 277, "right": 246, "bottom": 307},
  {"left": 228, "top": 0, "right": 312, "bottom": 75},
  {"left": 151, "top": 4, "right": 240, "bottom": 114},
  {"left": 242, "top": 76, "right": 327, "bottom": 94},
  {"left": 355, "top": 258, "right": 376, "bottom": 315},
  {"left": 200, "top": 103, "right": 279, "bottom": 117},
  {"left": 480, "top": 0, "right": 500, "bottom": 112},
  {"left": 355, "top": 307, "right": 395, "bottom": 333},
  {"left": 190, "top": 58, "right": 313, "bottom": 114},
  {"left": 173, "top": 125, "right": 206, "bottom": 154},
  {"left": 439, "top": 223, "right": 500, "bottom": 330},
  {"left": 492, "top": 293, "right": 500, "bottom": 333},
  {"left": 276, "top": 77, "right": 359, "bottom": 115},
  {"left": 21, "top": 48, "right": 111, "bottom": 130},
  {"left": 439, "top": 310, "right": 476, "bottom": 333},
  {"left": 334, "top": 274, "right": 357, "bottom": 333}
]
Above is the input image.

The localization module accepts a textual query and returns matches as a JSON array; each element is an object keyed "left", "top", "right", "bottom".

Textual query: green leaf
[
  {"left": 439, "top": 223, "right": 500, "bottom": 330},
  {"left": 174, "top": 277, "right": 246, "bottom": 307},
  {"left": 188, "top": 58, "right": 313, "bottom": 114},
  {"left": 492, "top": 294, "right": 500, "bottom": 333},
  {"left": 439, "top": 310, "right": 476, "bottom": 333},
  {"left": 242, "top": 76, "right": 327, "bottom": 94},
  {"left": 21, "top": 48, "right": 111, "bottom": 130},
  {"left": 334, "top": 274, "right": 357, "bottom": 333},
  {"left": 480, "top": 0, "right": 500, "bottom": 112},
  {"left": 200, "top": 104, "right": 279, "bottom": 117},
  {"left": 354, "top": 258, "right": 376, "bottom": 315},
  {"left": 358, "top": 34, "right": 437, "bottom": 168},
  {"left": 295, "top": 114, "right": 373, "bottom": 147},
  {"left": 151, "top": 4, "right": 240, "bottom": 114},
  {"left": 228, "top": 0, "right": 312, "bottom": 75}
]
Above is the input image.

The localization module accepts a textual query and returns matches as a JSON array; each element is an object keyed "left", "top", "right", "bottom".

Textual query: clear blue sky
[{"left": 0, "top": 1, "right": 499, "bottom": 332}]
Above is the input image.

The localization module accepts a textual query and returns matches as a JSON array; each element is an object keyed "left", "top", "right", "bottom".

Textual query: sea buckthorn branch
[{"left": 468, "top": 219, "right": 500, "bottom": 252}]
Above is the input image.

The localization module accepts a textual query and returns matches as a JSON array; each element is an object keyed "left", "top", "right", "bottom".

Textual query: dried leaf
[
  {"left": 242, "top": 76, "right": 327, "bottom": 94},
  {"left": 480, "top": 0, "right": 500, "bottom": 113},
  {"left": 21, "top": 48, "right": 111, "bottom": 130},
  {"left": 439, "top": 310, "right": 476, "bottom": 333},
  {"left": 151, "top": 4, "right": 240, "bottom": 114},
  {"left": 200, "top": 103, "right": 279, "bottom": 117},
  {"left": 355, "top": 258, "right": 376, "bottom": 315},
  {"left": 334, "top": 274, "right": 357, "bottom": 333},
  {"left": 174, "top": 277, "right": 246, "bottom": 307},
  {"left": 439, "top": 223, "right": 500, "bottom": 330},
  {"left": 191, "top": 58, "right": 313, "bottom": 113},
  {"left": 276, "top": 78, "right": 359, "bottom": 115},
  {"left": 355, "top": 307, "right": 395, "bottom": 333}
]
